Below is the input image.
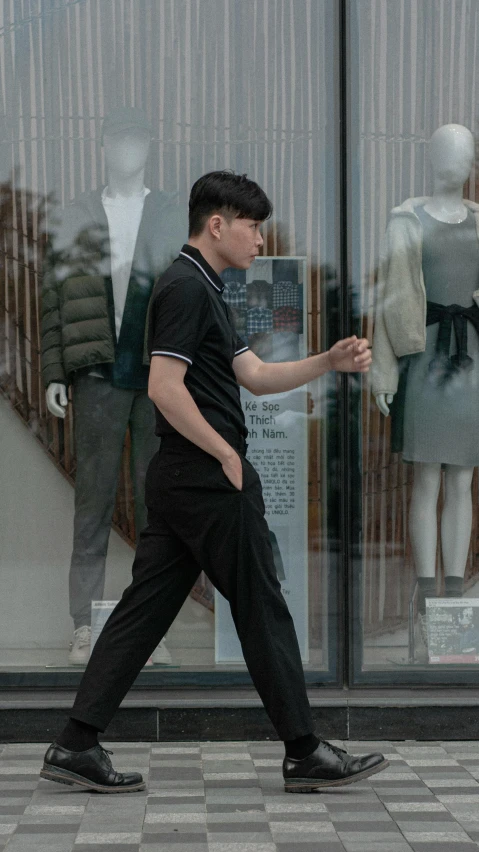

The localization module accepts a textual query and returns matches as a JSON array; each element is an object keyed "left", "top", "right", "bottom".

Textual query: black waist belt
[
  {"left": 426, "top": 300, "right": 479, "bottom": 383},
  {"left": 160, "top": 430, "right": 248, "bottom": 455}
]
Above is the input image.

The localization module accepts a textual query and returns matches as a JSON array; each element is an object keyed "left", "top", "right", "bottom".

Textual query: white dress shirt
[{"left": 101, "top": 185, "right": 150, "bottom": 339}]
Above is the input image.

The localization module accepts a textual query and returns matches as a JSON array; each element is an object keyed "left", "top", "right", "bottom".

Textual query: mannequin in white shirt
[
  {"left": 45, "top": 110, "right": 173, "bottom": 666},
  {"left": 375, "top": 124, "right": 477, "bottom": 646}
]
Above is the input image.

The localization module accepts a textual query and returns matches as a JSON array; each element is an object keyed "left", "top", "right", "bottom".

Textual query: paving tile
[
  {"left": 393, "top": 813, "right": 457, "bottom": 823},
  {"left": 325, "top": 802, "right": 385, "bottom": 813},
  {"left": 0, "top": 824, "right": 16, "bottom": 835},
  {"left": 207, "top": 804, "right": 266, "bottom": 812},
  {"left": 270, "top": 821, "right": 337, "bottom": 834},
  {"left": 402, "top": 829, "right": 474, "bottom": 841},
  {"left": 147, "top": 788, "right": 204, "bottom": 797},
  {"left": 140, "top": 845, "right": 208, "bottom": 852},
  {"left": 334, "top": 821, "right": 401, "bottom": 833},
  {"left": 207, "top": 833, "right": 275, "bottom": 843},
  {"left": 203, "top": 753, "right": 252, "bottom": 761},
  {"left": 275, "top": 844, "right": 345, "bottom": 852},
  {"left": 329, "top": 812, "right": 393, "bottom": 822},
  {"left": 396, "top": 820, "right": 466, "bottom": 831},
  {"left": 340, "top": 844, "right": 412, "bottom": 852},
  {"left": 76, "top": 833, "right": 142, "bottom": 843},
  {"left": 208, "top": 845, "right": 277, "bottom": 851},
  {"left": 266, "top": 801, "right": 328, "bottom": 812},
  {"left": 207, "top": 814, "right": 268, "bottom": 824},
  {"left": 375, "top": 790, "right": 436, "bottom": 798},
  {"left": 143, "top": 824, "right": 207, "bottom": 836},
  {"left": 408, "top": 845, "right": 476, "bottom": 852},
  {"left": 146, "top": 805, "right": 205, "bottom": 815},
  {"left": 338, "top": 832, "right": 408, "bottom": 842},
  {"left": 74, "top": 846, "right": 141, "bottom": 851}
]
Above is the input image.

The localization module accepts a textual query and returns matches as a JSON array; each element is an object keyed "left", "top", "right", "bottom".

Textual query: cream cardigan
[{"left": 370, "top": 196, "right": 479, "bottom": 396}]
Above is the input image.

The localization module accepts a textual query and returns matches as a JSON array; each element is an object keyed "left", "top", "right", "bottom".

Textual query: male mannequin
[
  {"left": 41, "top": 107, "right": 184, "bottom": 664},
  {"left": 372, "top": 124, "right": 479, "bottom": 650}
]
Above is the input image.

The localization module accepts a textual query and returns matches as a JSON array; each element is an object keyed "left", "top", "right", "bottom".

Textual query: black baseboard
[{"left": 0, "top": 689, "right": 478, "bottom": 742}]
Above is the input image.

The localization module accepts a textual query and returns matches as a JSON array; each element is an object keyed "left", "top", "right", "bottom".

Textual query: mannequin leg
[
  {"left": 409, "top": 462, "right": 442, "bottom": 625},
  {"left": 70, "top": 376, "right": 131, "bottom": 629},
  {"left": 409, "top": 462, "right": 442, "bottom": 578},
  {"left": 441, "top": 465, "right": 474, "bottom": 586}
]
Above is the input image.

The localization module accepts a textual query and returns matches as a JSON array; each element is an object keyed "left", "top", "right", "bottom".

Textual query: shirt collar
[
  {"left": 179, "top": 244, "right": 225, "bottom": 293},
  {"left": 101, "top": 185, "right": 150, "bottom": 203}
]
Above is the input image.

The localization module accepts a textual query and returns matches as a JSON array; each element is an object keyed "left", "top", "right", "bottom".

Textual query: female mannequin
[{"left": 373, "top": 124, "right": 479, "bottom": 638}]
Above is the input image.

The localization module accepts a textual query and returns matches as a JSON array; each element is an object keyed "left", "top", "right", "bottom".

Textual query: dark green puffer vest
[{"left": 41, "top": 188, "right": 186, "bottom": 388}]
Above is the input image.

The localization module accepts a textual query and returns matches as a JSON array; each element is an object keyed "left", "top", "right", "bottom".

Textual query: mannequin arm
[
  {"left": 46, "top": 383, "right": 68, "bottom": 418},
  {"left": 375, "top": 392, "right": 394, "bottom": 417}
]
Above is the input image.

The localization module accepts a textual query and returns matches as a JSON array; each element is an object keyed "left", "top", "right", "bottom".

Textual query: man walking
[{"left": 40, "top": 171, "right": 388, "bottom": 794}]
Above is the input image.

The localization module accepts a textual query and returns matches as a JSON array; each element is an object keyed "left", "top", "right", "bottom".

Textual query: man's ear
[{"left": 208, "top": 214, "right": 223, "bottom": 241}]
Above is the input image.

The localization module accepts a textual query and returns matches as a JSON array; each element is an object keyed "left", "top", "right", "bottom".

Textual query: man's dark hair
[{"left": 188, "top": 170, "right": 273, "bottom": 237}]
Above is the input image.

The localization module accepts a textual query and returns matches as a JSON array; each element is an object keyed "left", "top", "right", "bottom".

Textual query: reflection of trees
[
  {"left": 45, "top": 223, "right": 111, "bottom": 282},
  {"left": 0, "top": 170, "right": 52, "bottom": 427},
  {"left": 0, "top": 175, "right": 132, "bottom": 553}
]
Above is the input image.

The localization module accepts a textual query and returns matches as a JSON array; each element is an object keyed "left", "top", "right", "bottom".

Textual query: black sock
[
  {"left": 417, "top": 577, "right": 437, "bottom": 615},
  {"left": 56, "top": 718, "right": 99, "bottom": 752},
  {"left": 445, "top": 576, "right": 464, "bottom": 597},
  {"left": 284, "top": 733, "right": 320, "bottom": 760}
]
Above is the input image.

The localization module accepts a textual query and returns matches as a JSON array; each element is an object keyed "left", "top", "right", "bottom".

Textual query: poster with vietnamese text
[{"left": 215, "top": 257, "right": 309, "bottom": 663}]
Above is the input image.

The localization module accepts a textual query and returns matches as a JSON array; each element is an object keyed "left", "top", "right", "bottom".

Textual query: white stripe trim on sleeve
[
  {"left": 151, "top": 350, "right": 193, "bottom": 366},
  {"left": 234, "top": 346, "right": 249, "bottom": 356}
]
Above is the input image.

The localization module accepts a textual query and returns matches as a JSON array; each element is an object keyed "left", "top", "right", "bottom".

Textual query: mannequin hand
[
  {"left": 46, "top": 383, "right": 68, "bottom": 418},
  {"left": 327, "top": 336, "right": 372, "bottom": 373},
  {"left": 376, "top": 392, "right": 394, "bottom": 417}
]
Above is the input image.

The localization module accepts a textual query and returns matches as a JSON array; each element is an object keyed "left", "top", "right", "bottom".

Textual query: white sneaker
[
  {"left": 68, "top": 625, "right": 91, "bottom": 666},
  {"left": 147, "top": 638, "right": 172, "bottom": 666}
]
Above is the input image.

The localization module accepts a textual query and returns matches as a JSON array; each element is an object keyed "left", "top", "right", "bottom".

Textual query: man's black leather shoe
[
  {"left": 283, "top": 738, "right": 389, "bottom": 792},
  {"left": 40, "top": 743, "right": 146, "bottom": 793}
]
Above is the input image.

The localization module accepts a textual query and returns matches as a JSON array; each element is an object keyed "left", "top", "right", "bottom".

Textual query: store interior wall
[{"left": 0, "top": 395, "right": 213, "bottom": 665}]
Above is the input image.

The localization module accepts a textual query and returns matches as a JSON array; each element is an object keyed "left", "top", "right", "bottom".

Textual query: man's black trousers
[{"left": 70, "top": 433, "right": 315, "bottom": 741}]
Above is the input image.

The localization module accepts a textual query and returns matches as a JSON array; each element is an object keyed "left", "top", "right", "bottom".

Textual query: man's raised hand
[{"left": 327, "top": 336, "right": 372, "bottom": 373}]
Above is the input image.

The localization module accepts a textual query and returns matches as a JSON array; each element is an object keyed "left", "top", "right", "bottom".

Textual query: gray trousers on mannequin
[{"left": 70, "top": 373, "right": 159, "bottom": 629}]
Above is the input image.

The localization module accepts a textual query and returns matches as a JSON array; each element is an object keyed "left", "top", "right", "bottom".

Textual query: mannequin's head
[
  {"left": 101, "top": 107, "right": 152, "bottom": 179},
  {"left": 429, "top": 124, "right": 474, "bottom": 189}
]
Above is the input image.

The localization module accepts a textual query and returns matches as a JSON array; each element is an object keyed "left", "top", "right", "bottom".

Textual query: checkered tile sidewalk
[{"left": 0, "top": 740, "right": 479, "bottom": 851}]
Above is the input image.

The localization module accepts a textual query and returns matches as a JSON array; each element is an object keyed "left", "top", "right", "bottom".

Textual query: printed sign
[
  {"left": 215, "top": 257, "right": 309, "bottom": 663},
  {"left": 426, "top": 598, "right": 479, "bottom": 664},
  {"left": 90, "top": 601, "right": 118, "bottom": 655}
]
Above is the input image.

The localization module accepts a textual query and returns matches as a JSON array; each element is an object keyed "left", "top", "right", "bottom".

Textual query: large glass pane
[
  {"left": 349, "top": 0, "right": 479, "bottom": 682},
  {"left": 0, "top": 0, "right": 340, "bottom": 684}
]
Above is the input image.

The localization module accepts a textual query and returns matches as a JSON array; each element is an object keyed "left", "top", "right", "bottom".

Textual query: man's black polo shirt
[{"left": 148, "top": 244, "right": 249, "bottom": 438}]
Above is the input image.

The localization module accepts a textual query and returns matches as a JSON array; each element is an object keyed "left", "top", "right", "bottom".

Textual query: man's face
[{"left": 218, "top": 216, "right": 264, "bottom": 269}]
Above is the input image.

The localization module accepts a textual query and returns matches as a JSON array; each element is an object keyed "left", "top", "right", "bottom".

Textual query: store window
[
  {"left": 0, "top": 0, "right": 341, "bottom": 685},
  {"left": 349, "top": 0, "right": 479, "bottom": 682}
]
